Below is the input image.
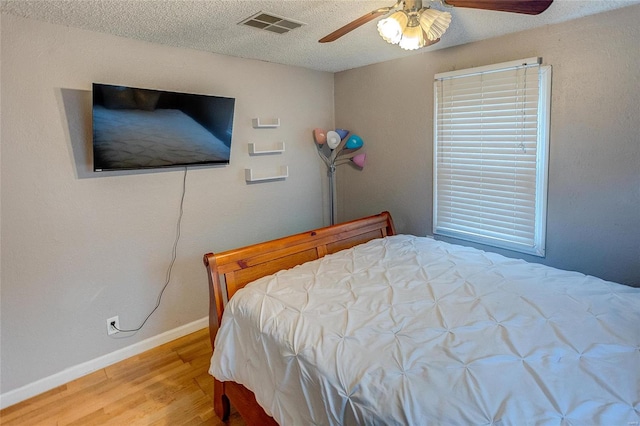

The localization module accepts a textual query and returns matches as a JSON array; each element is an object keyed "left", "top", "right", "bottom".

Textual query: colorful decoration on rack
[
  {"left": 313, "top": 127, "right": 366, "bottom": 225},
  {"left": 313, "top": 128, "right": 327, "bottom": 145},
  {"left": 326, "top": 131, "right": 341, "bottom": 149}
]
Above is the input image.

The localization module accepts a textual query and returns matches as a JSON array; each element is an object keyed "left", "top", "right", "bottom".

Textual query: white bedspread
[{"left": 210, "top": 235, "right": 640, "bottom": 425}]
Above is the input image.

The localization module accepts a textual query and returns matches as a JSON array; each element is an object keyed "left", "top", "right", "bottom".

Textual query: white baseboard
[{"left": 0, "top": 316, "right": 209, "bottom": 410}]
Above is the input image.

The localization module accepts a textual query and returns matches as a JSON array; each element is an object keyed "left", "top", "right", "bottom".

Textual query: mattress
[
  {"left": 93, "top": 105, "right": 230, "bottom": 169},
  {"left": 210, "top": 235, "right": 640, "bottom": 425}
]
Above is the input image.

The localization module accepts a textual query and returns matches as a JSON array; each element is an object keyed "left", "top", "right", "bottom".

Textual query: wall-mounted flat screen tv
[{"left": 92, "top": 83, "right": 235, "bottom": 171}]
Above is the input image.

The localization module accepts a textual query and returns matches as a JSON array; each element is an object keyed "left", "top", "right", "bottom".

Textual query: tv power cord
[{"left": 111, "top": 166, "right": 187, "bottom": 333}]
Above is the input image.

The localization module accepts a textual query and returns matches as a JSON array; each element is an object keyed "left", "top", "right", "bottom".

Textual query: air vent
[{"left": 239, "top": 11, "right": 304, "bottom": 34}]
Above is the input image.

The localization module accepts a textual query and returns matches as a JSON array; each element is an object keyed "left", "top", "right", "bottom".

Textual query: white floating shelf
[
  {"left": 252, "top": 118, "right": 280, "bottom": 128},
  {"left": 248, "top": 142, "right": 285, "bottom": 155},
  {"left": 245, "top": 166, "right": 288, "bottom": 183}
]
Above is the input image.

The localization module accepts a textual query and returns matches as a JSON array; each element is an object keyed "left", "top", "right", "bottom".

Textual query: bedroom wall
[
  {"left": 334, "top": 5, "right": 640, "bottom": 287},
  {"left": 0, "top": 14, "right": 334, "bottom": 397}
]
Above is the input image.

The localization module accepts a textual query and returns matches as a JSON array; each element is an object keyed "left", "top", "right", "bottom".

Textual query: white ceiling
[{"left": 2, "top": 0, "right": 639, "bottom": 72}]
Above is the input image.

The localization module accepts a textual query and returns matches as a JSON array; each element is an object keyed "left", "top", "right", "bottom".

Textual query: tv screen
[{"left": 92, "top": 83, "right": 235, "bottom": 171}]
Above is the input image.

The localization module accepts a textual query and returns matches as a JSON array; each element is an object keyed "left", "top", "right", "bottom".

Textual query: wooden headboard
[
  {"left": 203, "top": 211, "right": 396, "bottom": 347},
  {"left": 203, "top": 212, "right": 395, "bottom": 423}
]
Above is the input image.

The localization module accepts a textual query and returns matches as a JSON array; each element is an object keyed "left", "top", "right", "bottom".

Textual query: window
[{"left": 433, "top": 58, "right": 551, "bottom": 256}]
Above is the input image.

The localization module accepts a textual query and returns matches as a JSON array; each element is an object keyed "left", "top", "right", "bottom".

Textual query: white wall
[
  {"left": 334, "top": 5, "right": 640, "bottom": 286},
  {"left": 0, "top": 14, "right": 334, "bottom": 397}
]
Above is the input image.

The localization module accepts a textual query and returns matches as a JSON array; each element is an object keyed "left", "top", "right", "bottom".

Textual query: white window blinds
[{"left": 433, "top": 58, "right": 551, "bottom": 256}]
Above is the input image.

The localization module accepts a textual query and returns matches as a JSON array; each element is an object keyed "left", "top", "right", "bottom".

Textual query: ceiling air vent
[{"left": 239, "top": 11, "right": 305, "bottom": 34}]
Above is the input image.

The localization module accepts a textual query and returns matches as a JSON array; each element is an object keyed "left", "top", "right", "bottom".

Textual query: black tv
[{"left": 92, "top": 83, "right": 235, "bottom": 171}]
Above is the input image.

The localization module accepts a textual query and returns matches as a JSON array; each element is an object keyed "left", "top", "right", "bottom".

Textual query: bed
[{"left": 203, "top": 212, "right": 640, "bottom": 425}]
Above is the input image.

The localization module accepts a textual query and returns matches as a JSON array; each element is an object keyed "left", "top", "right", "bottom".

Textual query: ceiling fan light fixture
[
  {"left": 398, "top": 17, "right": 425, "bottom": 50},
  {"left": 376, "top": 5, "right": 446, "bottom": 50},
  {"left": 419, "top": 8, "right": 452, "bottom": 41},
  {"left": 377, "top": 10, "right": 408, "bottom": 44}
]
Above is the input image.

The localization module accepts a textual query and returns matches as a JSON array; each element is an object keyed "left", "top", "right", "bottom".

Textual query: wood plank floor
[{"left": 0, "top": 328, "right": 245, "bottom": 426}]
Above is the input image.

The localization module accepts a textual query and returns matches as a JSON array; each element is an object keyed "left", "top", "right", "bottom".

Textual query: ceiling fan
[{"left": 319, "top": 0, "right": 553, "bottom": 50}]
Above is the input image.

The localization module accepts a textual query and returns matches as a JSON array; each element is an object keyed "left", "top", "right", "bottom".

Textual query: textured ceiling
[{"left": 2, "top": 0, "right": 639, "bottom": 72}]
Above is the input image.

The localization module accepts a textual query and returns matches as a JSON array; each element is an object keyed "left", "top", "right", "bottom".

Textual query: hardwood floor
[{"left": 0, "top": 328, "right": 245, "bottom": 425}]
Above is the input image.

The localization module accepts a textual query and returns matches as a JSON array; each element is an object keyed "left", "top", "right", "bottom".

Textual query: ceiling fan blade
[
  {"left": 443, "top": 0, "right": 553, "bottom": 15},
  {"left": 319, "top": 9, "right": 390, "bottom": 43}
]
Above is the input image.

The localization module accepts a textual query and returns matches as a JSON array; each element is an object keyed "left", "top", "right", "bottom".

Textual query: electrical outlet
[{"left": 107, "top": 316, "right": 120, "bottom": 335}]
